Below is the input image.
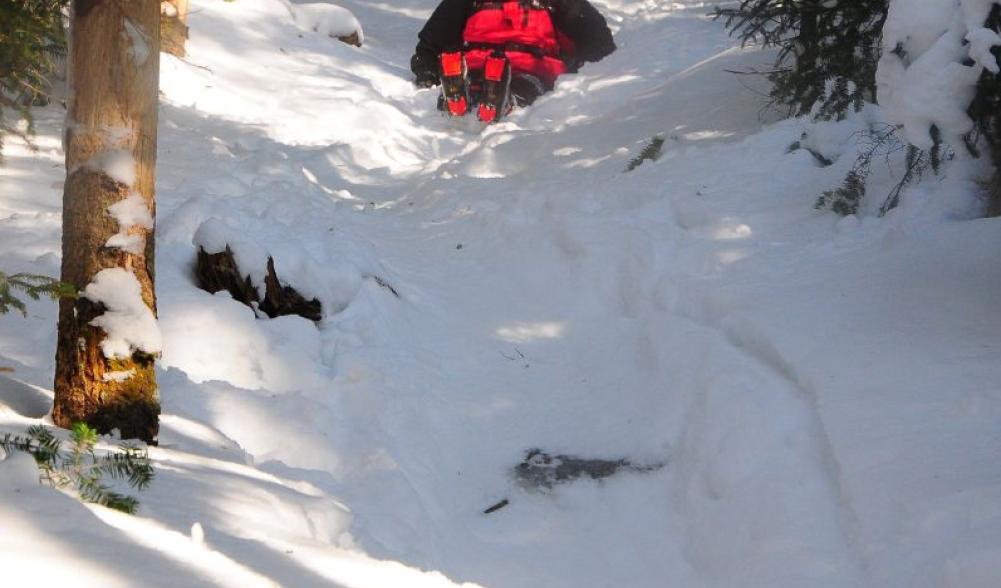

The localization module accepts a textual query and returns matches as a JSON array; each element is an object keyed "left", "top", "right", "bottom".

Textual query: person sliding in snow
[{"left": 411, "top": 0, "right": 615, "bottom": 123}]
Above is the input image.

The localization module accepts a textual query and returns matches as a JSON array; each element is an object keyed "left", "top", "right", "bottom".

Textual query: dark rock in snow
[{"left": 513, "top": 448, "right": 663, "bottom": 490}]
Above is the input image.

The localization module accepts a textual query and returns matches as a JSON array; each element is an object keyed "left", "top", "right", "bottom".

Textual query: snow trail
[
  {"left": 153, "top": 2, "right": 868, "bottom": 585},
  {"left": 3, "top": 0, "right": 1001, "bottom": 586}
]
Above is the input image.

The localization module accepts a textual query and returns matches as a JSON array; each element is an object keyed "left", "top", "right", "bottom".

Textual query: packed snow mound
[
  {"left": 291, "top": 2, "right": 364, "bottom": 44},
  {"left": 190, "top": 212, "right": 371, "bottom": 318}
]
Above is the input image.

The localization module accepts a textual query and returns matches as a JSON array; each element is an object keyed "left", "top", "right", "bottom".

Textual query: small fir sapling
[{"left": 0, "top": 423, "right": 154, "bottom": 514}]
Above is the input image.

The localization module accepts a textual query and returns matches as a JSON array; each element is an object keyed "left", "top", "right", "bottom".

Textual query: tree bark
[{"left": 55, "top": 0, "right": 161, "bottom": 443}]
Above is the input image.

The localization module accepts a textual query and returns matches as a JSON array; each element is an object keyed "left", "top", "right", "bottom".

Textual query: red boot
[
  {"left": 478, "top": 53, "right": 512, "bottom": 123},
  {"left": 439, "top": 52, "right": 469, "bottom": 117}
]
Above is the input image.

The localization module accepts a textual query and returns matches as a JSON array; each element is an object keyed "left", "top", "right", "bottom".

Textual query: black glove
[
  {"left": 560, "top": 52, "right": 583, "bottom": 73},
  {"left": 411, "top": 42, "right": 441, "bottom": 88},
  {"left": 415, "top": 69, "right": 439, "bottom": 88}
]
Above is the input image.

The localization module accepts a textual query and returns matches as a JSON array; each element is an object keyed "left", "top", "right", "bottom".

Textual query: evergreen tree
[
  {"left": 0, "top": 0, "right": 69, "bottom": 157},
  {"left": 715, "top": 0, "right": 888, "bottom": 120},
  {"left": 877, "top": 0, "right": 1001, "bottom": 212},
  {"left": 967, "top": 5, "right": 1001, "bottom": 214}
]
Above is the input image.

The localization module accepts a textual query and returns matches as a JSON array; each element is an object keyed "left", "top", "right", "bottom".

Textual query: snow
[
  {"left": 106, "top": 192, "right": 154, "bottom": 254},
  {"left": 103, "top": 369, "right": 136, "bottom": 382},
  {"left": 123, "top": 18, "right": 152, "bottom": 67},
  {"left": 877, "top": 0, "right": 1001, "bottom": 148},
  {"left": 81, "top": 148, "right": 137, "bottom": 186},
  {"left": 2, "top": 0, "right": 1001, "bottom": 586},
  {"left": 292, "top": 2, "right": 364, "bottom": 44},
  {"left": 83, "top": 268, "right": 162, "bottom": 359}
]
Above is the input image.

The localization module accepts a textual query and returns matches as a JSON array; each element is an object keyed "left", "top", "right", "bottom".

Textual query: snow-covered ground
[{"left": 3, "top": 0, "right": 1001, "bottom": 586}]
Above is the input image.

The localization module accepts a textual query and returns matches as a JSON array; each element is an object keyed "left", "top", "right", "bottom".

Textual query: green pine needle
[
  {"left": 625, "top": 136, "right": 665, "bottom": 172},
  {"left": 1, "top": 423, "right": 154, "bottom": 514},
  {"left": 0, "top": 271, "right": 76, "bottom": 316}
]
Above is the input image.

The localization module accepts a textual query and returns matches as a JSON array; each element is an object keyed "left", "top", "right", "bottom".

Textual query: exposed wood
[
  {"left": 338, "top": 31, "right": 362, "bottom": 47},
  {"left": 989, "top": 175, "right": 1001, "bottom": 218},
  {"left": 194, "top": 247, "right": 323, "bottom": 322},
  {"left": 55, "top": 0, "right": 161, "bottom": 443},
  {"left": 195, "top": 246, "right": 259, "bottom": 308},
  {"left": 483, "top": 499, "right": 509, "bottom": 514},
  {"left": 991, "top": 137, "right": 1001, "bottom": 217},
  {"left": 173, "top": 0, "right": 188, "bottom": 21},
  {"left": 261, "top": 257, "right": 323, "bottom": 322},
  {"left": 160, "top": 0, "right": 188, "bottom": 57}
]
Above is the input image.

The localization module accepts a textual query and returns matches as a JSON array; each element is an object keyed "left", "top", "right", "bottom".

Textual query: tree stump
[
  {"left": 338, "top": 31, "right": 362, "bottom": 47},
  {"left": 195, "top": 246, "right": 258, "bottom": 308},
  {"left": 195, "top": 247, "right": 322, "bottom": 322}
]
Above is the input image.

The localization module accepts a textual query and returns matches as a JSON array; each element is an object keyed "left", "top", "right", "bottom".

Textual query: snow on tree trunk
[{"left": 55, "top": 0, "right": 161, "bottom": 443}]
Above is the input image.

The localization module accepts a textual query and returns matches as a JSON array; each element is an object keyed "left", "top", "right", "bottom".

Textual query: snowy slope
[{"left": 3, "top": 0, "right": 1001, "bottom": 586}]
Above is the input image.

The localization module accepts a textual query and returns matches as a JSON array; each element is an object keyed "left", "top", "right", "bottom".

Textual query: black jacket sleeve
[
  {"left": 411, "top": 0, "right": 473, "bottom": 85},
  {"left": 418, "top": 0, "right": 473, "bottom": 52},
  {"left": 552, "top": 0, "right": 616, "bottom": 63}
]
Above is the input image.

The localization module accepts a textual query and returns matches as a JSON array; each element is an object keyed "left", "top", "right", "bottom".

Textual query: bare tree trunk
[
  {"left": 991, "top": 115, "right": 1001, "bottom": 217},
  {"left": 990, "top": 170, "right": 1001, "bottom": 217},
  {"left": 55, "top": 0, "right": 161, "bottom": 443}
]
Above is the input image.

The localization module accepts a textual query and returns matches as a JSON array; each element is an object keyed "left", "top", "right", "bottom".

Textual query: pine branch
[
  {"left": 0, "top": 271, "right": 76, "bottom": 316},
  {"left": 0, "top": 0, "right": 69, "bottom": 162},
  {"left": 625, "top": 136, "right": 665, "bottom": 172},
  {"left": 1, "top": 423, "right": 154, "bottom": 514},
  {"left": 714, "top": 0, "right": 888, "bottom": 120}
]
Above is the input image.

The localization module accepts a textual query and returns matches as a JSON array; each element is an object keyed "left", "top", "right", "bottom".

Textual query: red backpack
[{"left": 461, "top": 0, "right": 573, "bottom": 85}]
